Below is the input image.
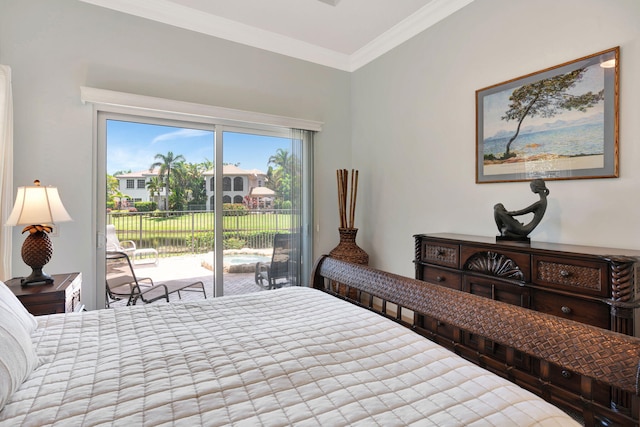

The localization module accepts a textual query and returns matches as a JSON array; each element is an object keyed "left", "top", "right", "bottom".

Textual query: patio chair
[
  {"left": 106, "top": 224, "right": 159, "bottom": 264},
  {"left": 255, "top": 233, "right": 297, "bottom": 290},
  {"left": 106, "top": 251, "right": 206, "bottom": 307}
]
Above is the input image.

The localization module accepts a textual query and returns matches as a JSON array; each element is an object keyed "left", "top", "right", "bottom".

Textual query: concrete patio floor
[{"left": 107, "top": 254, "right": 270, "bottom": 308}]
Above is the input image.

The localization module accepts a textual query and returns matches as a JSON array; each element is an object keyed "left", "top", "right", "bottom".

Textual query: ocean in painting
[{"left": 483, "top": 122, "right": 604, "bottom": 160}]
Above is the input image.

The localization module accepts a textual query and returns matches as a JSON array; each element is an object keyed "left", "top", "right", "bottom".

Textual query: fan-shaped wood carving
[{"left": 464, "top": 251, "right": 524, "bottom": 281}]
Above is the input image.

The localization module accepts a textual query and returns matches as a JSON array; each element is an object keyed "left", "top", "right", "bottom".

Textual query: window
[
  {"left": 126, "top": 179, "right": 134, "bottom": 189},
  {"left": 233, "top": 177, "right": 243, "bottom": 191},
  {"left": 233, "top": 195, "right": 243, "bottom": 204},
  {"left": 223, "top": 177, "right": 231, "bottom": 191},
  {"left": 137, "top": 179, "right": 145, "bottom": 189},
  {"left": 209, "top": 177, "right": 214, "bottom": 192},
  {"left": 223, "top": 195, "right": 231, "bottom": 203}
]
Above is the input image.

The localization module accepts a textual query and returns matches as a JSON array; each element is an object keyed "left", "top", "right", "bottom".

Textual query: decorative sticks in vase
[
  {"left": 330, "top": 169, "right": 368, "bottom": 266},
  {"left": 336, "top": 168, "right": 359, "bottom": 229}
]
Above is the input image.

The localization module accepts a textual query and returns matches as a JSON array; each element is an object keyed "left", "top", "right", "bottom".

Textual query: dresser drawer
[
  {"left": 463, "top": 275, "right": 531, "bottom": 307},
  {"left": 532, "top": 255, "right": 608, "bottom": 297},
  {"left": 420, "top": 241, "right": 459, "bottom": 268},
  {"left": 543, "top": 364, "right": 610, "bottom": 405},
  {"left": 532, "top": 290, "right": 609, "bottom": 329},
  {"left": 422, "top": 267, "right": 462, "bottom": 290}
]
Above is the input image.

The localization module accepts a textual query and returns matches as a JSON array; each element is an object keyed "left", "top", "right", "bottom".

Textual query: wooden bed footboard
[{"left": 311, "top": 255, "right": 640, "bottom": 426}]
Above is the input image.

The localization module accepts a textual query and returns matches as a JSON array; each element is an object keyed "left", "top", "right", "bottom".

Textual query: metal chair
[
  {"left": 255, "top": 233, "right": 297, "bottom": 289},
  {"left": 106, "top": 251, "right": 206, "bottom": 307}
]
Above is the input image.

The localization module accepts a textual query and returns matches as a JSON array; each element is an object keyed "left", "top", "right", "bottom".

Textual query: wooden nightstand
[{"left": 5, "top": 272, "right": 82, "bottom": 315}]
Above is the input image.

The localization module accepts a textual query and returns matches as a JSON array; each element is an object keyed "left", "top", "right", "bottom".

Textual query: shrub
[
  {"left": 224, "top": 237, "right": 246, "bottom": 250},
  {"left": 223, "top": 203, "right": 248, "bottom": 216},
  {"left": 134, "top": 201, "right": 157, "bottom": 212},
  {"left": 186, "top": 231, "right": 281, "bottom": 253},
  {"left": 186, "top": 231, "right": 215, "bottom": 253}
]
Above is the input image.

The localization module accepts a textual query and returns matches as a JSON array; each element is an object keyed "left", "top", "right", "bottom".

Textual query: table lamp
[{"left": 5, "top": 180, "right": 72, "bottom": 286}]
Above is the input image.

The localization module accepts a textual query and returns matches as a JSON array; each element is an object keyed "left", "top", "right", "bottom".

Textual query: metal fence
[{"left": 107, "top": 209, "right": 294, "bottom": 256}]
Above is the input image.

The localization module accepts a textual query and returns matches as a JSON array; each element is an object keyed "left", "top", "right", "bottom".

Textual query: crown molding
[
  {"left": 78, "top": 0, "right": 474, "bottom": 72},
  {"left": 349, "top": 0, "right": 476, "bottom": 71}
]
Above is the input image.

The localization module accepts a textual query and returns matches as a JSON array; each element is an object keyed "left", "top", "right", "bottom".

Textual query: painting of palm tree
[{"left": 476, "top": 47, "right": 619, "bottom": 183}]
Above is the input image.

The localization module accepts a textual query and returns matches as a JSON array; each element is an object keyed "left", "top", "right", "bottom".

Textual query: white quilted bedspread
[{"left": 0, "top": 287, "right": 578, "bottom": 426}]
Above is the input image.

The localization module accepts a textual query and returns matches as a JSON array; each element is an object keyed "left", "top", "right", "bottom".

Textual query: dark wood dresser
[
  {"left": 5, "top": 272, "right": 82, "bottom": 315},
  {"left": 414, "top": 233, "right": 639, "bottom": 427}
]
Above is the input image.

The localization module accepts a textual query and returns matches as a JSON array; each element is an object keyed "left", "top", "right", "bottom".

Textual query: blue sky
[{"left": 106, "top": 120, "right": 289, "bottom": 175}]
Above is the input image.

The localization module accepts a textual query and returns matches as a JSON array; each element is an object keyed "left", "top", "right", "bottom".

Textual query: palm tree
[
  {"left": 106, "top": 174, "right": 119, "bottom": 205},
  {"left": 200, "top": 158, "right": 213, "bottom": 172},
  {"left": 268, "top": 148, "right": 291, "bottom": 175},
  {"left": 168, "top": 161, "right": 188, "bottom": 210},
  {"left": 150, "top": 151, "right": 185, "bottom": 210},
  {"left": 146, "top": 176, "right": 164, "bottom": 209},
  {"left": 267, "top": 148, "right": 290, "bottom": 192}
]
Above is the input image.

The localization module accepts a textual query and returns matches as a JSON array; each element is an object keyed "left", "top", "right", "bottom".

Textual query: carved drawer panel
[
  {"left": 461, "top": 246, "right": 530, "bottom": 282},
  {"left": 421, "top": 241, "right": 459, "bottom": 268},
  {"left": 533, "top": 255, "right": 608, "bottom": 297},
  {"left": 422, "top": 266, "right": 462, "bottom": 290},
  {"left": 532, "top": 290, "right": 609, "bottom": 329}
]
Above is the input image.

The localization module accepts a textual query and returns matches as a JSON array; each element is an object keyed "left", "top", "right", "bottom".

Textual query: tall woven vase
[
  {"left": 329, "top": 228, "right": 369, "bottom": 265},
  {"left": 329, "top": 228, "right": 368, "bottom": 299}
]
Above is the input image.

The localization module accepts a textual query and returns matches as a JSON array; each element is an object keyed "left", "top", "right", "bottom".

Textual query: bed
[{"left": 1, "top": 257, "right": 638, "bottom": 426}]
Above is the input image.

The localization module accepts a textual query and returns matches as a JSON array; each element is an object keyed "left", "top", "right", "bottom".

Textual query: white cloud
[{"left": 152, "top": 129, "right": 211, "bottom": 144}]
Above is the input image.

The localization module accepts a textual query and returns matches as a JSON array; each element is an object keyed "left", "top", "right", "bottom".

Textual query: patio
[{"left": 107, "top": 254, "right": 269, "bottom": 308}]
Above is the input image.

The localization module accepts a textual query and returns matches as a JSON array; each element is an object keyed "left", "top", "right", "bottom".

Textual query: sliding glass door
[
  {"left": 215, "top": 128, "right": 306, "bottom": 297},
  {"left": 98, "top": 113, "right": 312, "bottom": 307}
]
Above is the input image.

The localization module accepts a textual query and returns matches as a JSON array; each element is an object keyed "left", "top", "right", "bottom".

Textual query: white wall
[
  {"left": 0, "top": 0, "right": 351, "bottom": 309},
  {"left": 351, "top": 0, "right": 640, "bottom": 276}
]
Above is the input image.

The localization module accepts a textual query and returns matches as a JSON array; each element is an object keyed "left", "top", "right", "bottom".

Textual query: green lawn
[
  {"left": 110, "top": 211, "right": 292, "bottom": 232},
  {"left": 108, "top": 211, "right": 293, "bottom": 253}
]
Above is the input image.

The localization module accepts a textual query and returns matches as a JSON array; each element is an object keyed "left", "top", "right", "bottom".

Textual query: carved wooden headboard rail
[{"left": 311, "top": 255, "right": 640, "bottom": 401}]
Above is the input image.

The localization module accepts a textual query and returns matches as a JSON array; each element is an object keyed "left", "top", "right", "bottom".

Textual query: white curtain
[{"left": 0, "top": 65, "right": 14, "bottom": 280}]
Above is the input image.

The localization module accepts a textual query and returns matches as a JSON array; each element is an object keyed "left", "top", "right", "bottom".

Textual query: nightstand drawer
[{"left": 66, "top": 275, "right": 83, "bottom": 312}]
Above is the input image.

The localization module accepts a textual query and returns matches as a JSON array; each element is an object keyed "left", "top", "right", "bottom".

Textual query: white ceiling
[{"left": 78, "top": 0, "right": 475, "bottom": 71}]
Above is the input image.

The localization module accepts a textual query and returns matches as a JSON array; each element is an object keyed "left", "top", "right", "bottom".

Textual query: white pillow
[
  {"left": 0, "top": 281, "right": 38, "bottom": 333},
  {"left": 0, "top": 303, "right": 40, "bottom": 411}
]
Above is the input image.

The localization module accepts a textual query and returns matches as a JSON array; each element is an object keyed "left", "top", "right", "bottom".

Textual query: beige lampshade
[{"left": 5, "top": 180, "right": 72, "bottom": 226}]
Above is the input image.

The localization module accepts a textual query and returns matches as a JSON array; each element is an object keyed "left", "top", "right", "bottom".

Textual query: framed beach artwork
[{"left": 476, "top": 47, "right": 619, "bottom": 183}]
